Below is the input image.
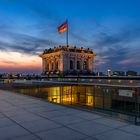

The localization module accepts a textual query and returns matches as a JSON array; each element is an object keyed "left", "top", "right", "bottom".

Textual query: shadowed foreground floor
[{"left": 0, "top": 89, "right": 140, "bottom": 140}]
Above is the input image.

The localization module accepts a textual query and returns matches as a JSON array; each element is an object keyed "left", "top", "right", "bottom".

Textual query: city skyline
[{"left": 0, "top": 0, "right": 140, "bottom": 73}]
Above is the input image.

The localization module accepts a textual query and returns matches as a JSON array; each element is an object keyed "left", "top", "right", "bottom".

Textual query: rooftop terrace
[{"left": 1, "top": 90, "right": 140, "bottom": 140}]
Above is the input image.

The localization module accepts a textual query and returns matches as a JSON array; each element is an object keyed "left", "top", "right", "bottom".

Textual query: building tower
[
  {"left": 40, "top": 46, "right": 96, "bottom": 75},
  {"left": 107, "top": 67, "right": 111, "bottom": 77}
]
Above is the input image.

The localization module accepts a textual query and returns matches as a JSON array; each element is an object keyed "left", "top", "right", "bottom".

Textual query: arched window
[
  {"left": 83, "top": 61, "right": 87, "bottom": 70},
  {"left": 70, "top": 60, "right": 73, "bottom": 69},
  {"left": 46, "top": 63, "right": 49, "bottom": 71},
  {"left": 55, "top": 61, "right": 58, "bottom": 70},
  {"left": 77, "top": 61, "right": 80, "bottom": 70}
]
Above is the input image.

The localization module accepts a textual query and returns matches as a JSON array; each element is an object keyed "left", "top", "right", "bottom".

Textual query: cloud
[
  {"left": 70, "top": 32, "right": 88, "bottom": 44},
  {"left": 0, "top": 60, "right": 17, "bottom": 65},
  {"left": 91, "top": 25, "right": 140, "bottom": 72},
  {"left": 0, "top": 30, "right": 58, "bottom": 55},
  {"left": 118, "top": 59, "right": 136, "bottom": 65},
  {"left": 0, "top": 51, "right": 41, "bottom": 73}
]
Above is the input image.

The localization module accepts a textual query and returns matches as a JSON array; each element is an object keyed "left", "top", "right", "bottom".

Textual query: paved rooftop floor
[{"left": 0, "top": 90, "right": 140, "bottom": 140}]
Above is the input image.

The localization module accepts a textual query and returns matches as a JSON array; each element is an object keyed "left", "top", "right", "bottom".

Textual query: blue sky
[{"left": 0, "top": 0, "right": 140, "bottom": 73}]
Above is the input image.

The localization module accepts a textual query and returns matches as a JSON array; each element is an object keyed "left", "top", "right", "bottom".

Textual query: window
[
  {"left": 77, "top": 61, "right": 80, "bottom": 70},
  {"left": 55, "top": 61, "right": 58, "bottom": 70},
  {"left": 70, "top": 60, "right": 73, "bottom": 69},
  {"left": 83, "top": 61, "right": 87, "bottom": 70},
  {"left": 46, "top": 63, "right": 49, "bottom": 71}
]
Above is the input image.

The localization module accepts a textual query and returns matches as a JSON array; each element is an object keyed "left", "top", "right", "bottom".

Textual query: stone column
[
  {"left": 52, "top": 61, "right": 54, "bottom": 71},
  {"left": 53, "top": 61, "right": 56, "bottom": 72},
  {"left": 49, "top": 62, "right": 51, "bottom": 71},
  {"left": 59, "top": 53, "right": 64, "bottom": 73}
]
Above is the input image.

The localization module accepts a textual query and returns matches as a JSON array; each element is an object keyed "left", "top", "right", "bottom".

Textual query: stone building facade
[{"left": 40, "top": 46, "right": 96, "bottom": 75}]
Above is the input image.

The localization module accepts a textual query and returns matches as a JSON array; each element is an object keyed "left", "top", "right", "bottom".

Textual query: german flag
[{"left": 58, "top": 21, "right": 68, "bottom": 33}]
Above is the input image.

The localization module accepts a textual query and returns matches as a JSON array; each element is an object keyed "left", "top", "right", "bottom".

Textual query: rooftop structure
[{"left": 40, "top": 45, "right": 96, "bottom": 75}]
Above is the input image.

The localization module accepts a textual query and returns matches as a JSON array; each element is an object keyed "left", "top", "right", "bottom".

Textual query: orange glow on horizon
[{"left": 0, "top": 51, "right": 42, "bottom": 73}]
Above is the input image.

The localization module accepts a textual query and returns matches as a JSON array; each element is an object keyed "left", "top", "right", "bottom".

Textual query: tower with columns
[{"left": 40, "top": 46, "right": 96, "bottom": 75}]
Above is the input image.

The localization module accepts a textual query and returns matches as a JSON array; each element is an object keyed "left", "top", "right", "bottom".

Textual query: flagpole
[{"left": 66, "top": 19, "right": 68, "bottom": 47}]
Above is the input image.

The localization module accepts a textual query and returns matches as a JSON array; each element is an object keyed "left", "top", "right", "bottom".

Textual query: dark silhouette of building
[
  {"left": 112, "top": 71, "right": 125, "bottom": 76},
  {"left": 126, "top": 70, "right": 137, "bottom": 76}
]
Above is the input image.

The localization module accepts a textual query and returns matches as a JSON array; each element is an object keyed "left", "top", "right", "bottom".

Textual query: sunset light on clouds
[
  {"left": 0, "top": 0, "right": 140, "bottom": 73},
  {"left": 0, "top": 51, "right": 41, "bottom": 73}
]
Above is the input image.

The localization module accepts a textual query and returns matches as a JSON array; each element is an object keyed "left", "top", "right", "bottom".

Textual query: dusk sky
[{"left": 0, "top": 0, "right": 140, "bottom": 74}]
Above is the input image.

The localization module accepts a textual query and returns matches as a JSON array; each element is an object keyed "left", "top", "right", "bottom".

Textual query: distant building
[
  {"left": 107, "top": 67, "right": 111, "bottom": 77},
  {"left": 126, "top": 70, "right": 137, "bottom": 76},
  {"left": 40, "top": 46, "right": 96, "bottom": 75},
  {"left": 112, "top": 71, "right": 125, "bottom": 76}
]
